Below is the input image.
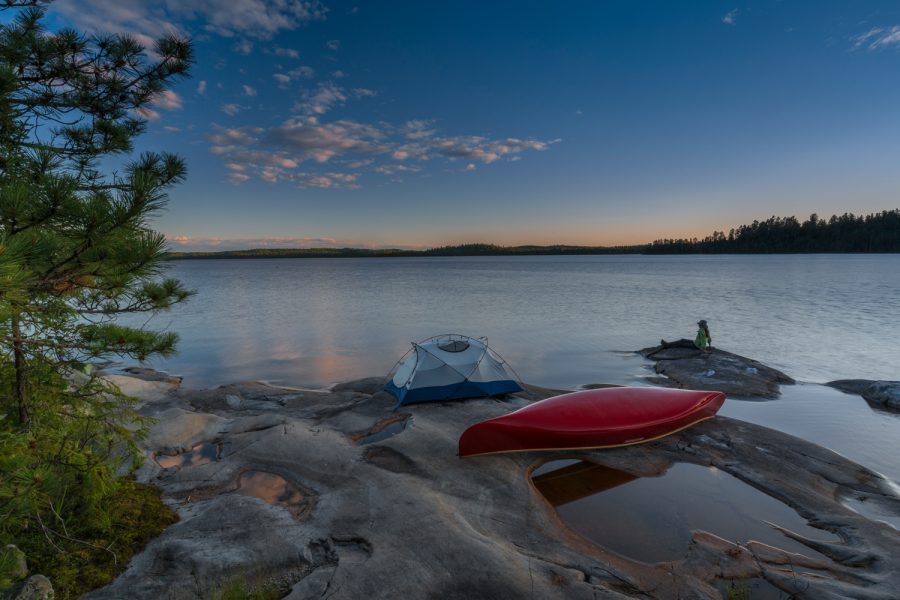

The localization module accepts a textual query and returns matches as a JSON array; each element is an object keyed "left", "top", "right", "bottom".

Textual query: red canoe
[{"left": 458, "top": 387, "right": 725, "bottom": 457}]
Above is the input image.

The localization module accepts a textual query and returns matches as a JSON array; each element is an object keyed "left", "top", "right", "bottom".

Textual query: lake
[{"left": 131, "top": 254, "right": 900, "bottom": 484}]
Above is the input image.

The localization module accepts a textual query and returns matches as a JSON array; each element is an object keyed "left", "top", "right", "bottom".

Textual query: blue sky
[{"left": 42, "top": 1, "right": 900, "bottom": 249}]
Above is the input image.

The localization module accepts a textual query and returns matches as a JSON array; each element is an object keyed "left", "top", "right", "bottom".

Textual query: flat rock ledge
[
  {"left": 826, "top": 380, "right": 900, "bottom": 412},
  {"left": 638, "top": 344, "right": 795, "bottom": 399},
  {"left": 85, "top": 372, "right": 900, "bottom": 600}
]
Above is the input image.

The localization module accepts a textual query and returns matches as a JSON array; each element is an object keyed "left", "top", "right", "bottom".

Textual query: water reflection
[
  {"left": 531, "top": 461, "right": 637, "bottom": 506},
  {"left": 155, "top": 442, "right": 220, "bottom": 469},
  {"left": 532, "top": 460, "right": 836, "bottom": 564},
  {"left": 235, "top": 470, "right": 305, "bottom": 507}
]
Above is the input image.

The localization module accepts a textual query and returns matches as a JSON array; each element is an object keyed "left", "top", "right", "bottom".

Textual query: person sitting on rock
[
  {"left": 658, "top": 319, "right": 712, "bottom": 352},
  {"left": 694, "top": 319, "right": 712, "bottom": 352}
]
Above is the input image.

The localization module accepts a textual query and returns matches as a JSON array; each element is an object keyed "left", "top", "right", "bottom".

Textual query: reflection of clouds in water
[
  {"left": 140, "top": 256, "right": 900, "bottom": 387},
  {"left": 237, "top": 471, "right": 304, "bottom": 506}
]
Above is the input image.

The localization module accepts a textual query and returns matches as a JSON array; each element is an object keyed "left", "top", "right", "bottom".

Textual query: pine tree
[{"left": 0, "top": 1, "right": 193, "bottom": 585}]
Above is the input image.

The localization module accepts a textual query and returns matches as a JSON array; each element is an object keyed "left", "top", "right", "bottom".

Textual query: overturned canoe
[{"left": 458, "top": 387, "right": 725, "bottom": 457}]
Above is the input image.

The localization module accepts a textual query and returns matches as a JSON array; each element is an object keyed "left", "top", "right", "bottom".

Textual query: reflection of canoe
[
  {"left": 532, "top": 461, "right": 638, "bottom": 507},
  {"left": 458, "top": 387, "right": 725, "bottom": 458}
]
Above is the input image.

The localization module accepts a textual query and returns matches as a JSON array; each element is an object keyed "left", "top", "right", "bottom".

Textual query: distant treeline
[
  {"left": 167, "top": 243, "right": 645, "bottom": 259},
  {"left": 167, "top": 209, "right": 900, "bottom": 259},
  {"left": 647, "top": 210, "right": 900, "bottom": 254}
]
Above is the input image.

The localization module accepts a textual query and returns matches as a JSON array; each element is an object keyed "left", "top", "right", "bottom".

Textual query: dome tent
[{"left": 385, "top": 334, "right": 523, "bottom": 406}]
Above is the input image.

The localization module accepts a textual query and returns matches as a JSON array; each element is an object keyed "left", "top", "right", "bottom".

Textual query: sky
[{"left": 37, "top": 0, "right": 900, "bottom": 250}]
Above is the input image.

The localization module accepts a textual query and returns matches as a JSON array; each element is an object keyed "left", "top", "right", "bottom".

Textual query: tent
[{"left": 384, "top": 334, "right": 523, "bottom": 406}]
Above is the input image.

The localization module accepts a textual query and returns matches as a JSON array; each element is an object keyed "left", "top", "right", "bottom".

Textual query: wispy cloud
[
  {"left": 294, "top": 82, "right": 348, "bottom": 115},
  {"left": 243, "top": 85, "right": 258, "bottom": 97},
  {"left": 197, "top": 80, "right": 207, "bottom": 94},
  {"left": 207, "top": 115, "right": 557, "bottom": 187},
  {"left": 325, "top": 39, "right": 340, "bottom": 51},
  {"left": 273, "top": 46, "right": 300, "bottom": 59},
  {"left": 221, "top": 103, "right": 242, "bottom": 116},
  {"left": 272, "top": 66, "right": 316, "bottom": 88},
  {"left": 136, "top": 90, "right": 183, "bottom": 120},
  {"left": 51, "top": 0, "right": 328, "bottom": 41},
  {"left": 722, "top": 9, "right": 738, "bottom": 25},
  {"left": 234, "top": 39, "right": 253, "bottom": 55},
  {"left": 852, "top": 26, "right": 900, "bottom": 51}
]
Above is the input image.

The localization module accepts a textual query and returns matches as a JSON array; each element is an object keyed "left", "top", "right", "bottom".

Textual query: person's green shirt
[{"left": 694, "top": 328, "right": 710, "bottom": 350}]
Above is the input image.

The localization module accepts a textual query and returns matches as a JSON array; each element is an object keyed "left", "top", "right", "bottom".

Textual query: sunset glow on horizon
[{"left": 36, "top": 1, "right": 900, "bottom": 251}]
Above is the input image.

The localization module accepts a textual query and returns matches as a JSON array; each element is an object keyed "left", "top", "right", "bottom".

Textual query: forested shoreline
[{"left": 169, "top": 209, "right": 900, "bottom": 258}]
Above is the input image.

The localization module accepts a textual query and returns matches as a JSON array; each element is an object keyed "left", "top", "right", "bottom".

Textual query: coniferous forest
[
  {"left": 169, "top": 210, "right": 900, "bottom": 259},
  {"left": 646, "top": 210, "right": 900, "bottom": 254}
]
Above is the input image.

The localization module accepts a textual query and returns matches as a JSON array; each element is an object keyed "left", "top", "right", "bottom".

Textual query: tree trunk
[{"left": 11, "top": 316, "right": 28, "bottom": 426}]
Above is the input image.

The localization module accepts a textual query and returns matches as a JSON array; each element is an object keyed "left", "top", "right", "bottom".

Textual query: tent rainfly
[{"left": 384, "top": 334, "right": 523, "bottom": 406}]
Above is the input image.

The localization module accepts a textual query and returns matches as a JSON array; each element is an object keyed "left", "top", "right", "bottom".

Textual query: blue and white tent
[{"left": 385, "top": 334, "right": 523, "bottom": 406}]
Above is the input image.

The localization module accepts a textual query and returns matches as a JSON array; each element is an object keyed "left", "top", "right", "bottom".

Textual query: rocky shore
[
  {"left": 638, "top": 343, "right": 795, "bottom": 399},
  {"left": 826, "top": 380, "right": 900, "bottom": 412},
  {"left": 77, "top": 369, "right": 900, "bottom": 600}
]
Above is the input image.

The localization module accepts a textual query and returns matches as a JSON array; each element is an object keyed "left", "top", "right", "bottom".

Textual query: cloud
[
  {"left": 464, "top": 163, "right": 476, "bottom": 171},
  {"left": 50, "top": 0, "right": 328, "bottom": 41},
  {"left": 163, "top": 125, "right": 181, "bottom": 132},
  {"left": 243, "top": 84, "right": 258, "bottom": 96},
  {"left": 424, "top": 136, "right": 558, "bottom": 164},
  {"left": 325, "top": 39, "right": 340, "bottom": 51},
  {"left": 288, "top": 171, "right": 359, "bottom": 188},
  {"left": 152, "top": 90, "right": 183, "bottom": 110},
  {"left": 272, "top": 66, "right": 316, "bottom": 88},
  {"left": 273, "top": 46, "right": 300, "bottom": 59},
  {"left": 352, "top": 88, "right": 377, "bottom": 98},
  {"left": 207, "top": 114, "right": 557, "bottom": 187},
  {"left": 234, "top": 39, "right": 253, "bottom": 54},
  {"left": 722, "top": 9, "right": 738, "bottom": 25},
  {"left": 852, "top": 26, "right": 900, "bottom": 51},
  {"left": 137, "top": 107, "right": 161, "bottom": 120},
  {"left": 294, "top": 82, "right": 348, "bottom": 115},
  {"left": 221, "top": 103, "right": 242, "bottom": 116},
  {"left": 197, "top": 80, "right": 207, "bottom": 94},
  {"left": 135, "top": 89, "right": 183, "bottom": 120},
  {"left": 374, "top": 163, "right": 421, "bottom": 175}
]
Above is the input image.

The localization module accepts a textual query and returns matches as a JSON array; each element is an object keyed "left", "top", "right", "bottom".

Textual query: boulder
[
  {"left": 2, "top": 545, "right": 26, "bottom": 581},
  {"left": 1, "top": 575, "right": 53, "bottom": 600},
  {"left": 827, "top": 380, "right": 900, "bottom": 411},
  {"left": 638, "top": 344, "right": 794, "bottom": 398}
]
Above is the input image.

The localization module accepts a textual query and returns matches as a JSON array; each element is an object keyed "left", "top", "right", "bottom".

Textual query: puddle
[
  {"left": 235, "top": 470, "right": 306, "bottom": 508},
  {"left": 842, "top": 496, "right": 900, "bottom": 530},
  {"left": 532, "top": 460, "right": 837, "bottom": 565},
  {"left": 155, "top": 442, "right": 221, "bottom": 469},
  {"left": 352, "top": 415, "right": 411, "bottom": 445}
]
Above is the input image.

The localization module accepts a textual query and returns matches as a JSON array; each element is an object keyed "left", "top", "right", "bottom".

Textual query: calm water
[
  {"left": 130, "top": 255, "right": 900, "bottom": 481},
  {"left": 531, "top": 460, "right": 836, "bottom": 564}
]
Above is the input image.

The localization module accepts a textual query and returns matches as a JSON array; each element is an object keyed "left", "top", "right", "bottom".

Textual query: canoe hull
[{"left": 458, "top": 387, "right": 725, "bottom": 457}]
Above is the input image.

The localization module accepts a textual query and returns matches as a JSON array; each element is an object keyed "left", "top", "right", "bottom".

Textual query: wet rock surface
[
  {"left": 827, "top": 379, "right": 900, "bottom": 411},
  {"left": 638, "top": 344, "right": 795, "bottom": 398},
  {"left": 85, "top": 371, "right": 900, "bottom": 600}
]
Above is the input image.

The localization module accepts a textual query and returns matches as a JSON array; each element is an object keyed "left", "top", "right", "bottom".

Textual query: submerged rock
[
  {"left": 638, "top": 343, "right": 794, "bottom": 398},
  {"left": 84, "top": 371, "right": 899, "bottom": 600},
  {"left": 827, "top": 379, "right": 900, "bottom": 411}
]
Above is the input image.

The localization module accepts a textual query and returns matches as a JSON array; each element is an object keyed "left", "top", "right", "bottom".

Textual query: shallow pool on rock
[
  {"left": 155, "top": 442, "right": 221, "bottom": 469},
  {"left": 532, "top": 460, "right": 836, "bottom": 565},
  {"left": 235, "top": 470, "right": 306, "bottom": 508}
]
